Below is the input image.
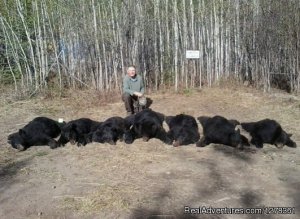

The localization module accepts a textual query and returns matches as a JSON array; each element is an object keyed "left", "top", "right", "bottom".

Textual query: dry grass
[{"left": 60, "top": 183, "right": 137, "bottom": 214}]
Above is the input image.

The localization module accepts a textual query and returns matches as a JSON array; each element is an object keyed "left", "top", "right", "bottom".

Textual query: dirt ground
[{"left": 0, "top": 86, "right": 299, "bottom": 219}]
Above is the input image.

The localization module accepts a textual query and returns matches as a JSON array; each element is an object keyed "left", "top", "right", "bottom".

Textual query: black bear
[
  {"left": 197, "top": 115, "right": 249, "bottom": 148},
  {"left": 165, "top": 114, "right": 200, "bottom": 147},
  {"left": 58, "top": 118, "right": 101, "bottom": 147},
  {"left": 7, "top": 117, "right": 64, "bottom": 151},
  {"left": 124, "top": 109, "right": 172, "bottom": 144},
  {"left": 89, "top": 116, "right": 130, "bottom": 145},
  {"left": 241, "top": 119, "right": 297, "bottom": 148}
]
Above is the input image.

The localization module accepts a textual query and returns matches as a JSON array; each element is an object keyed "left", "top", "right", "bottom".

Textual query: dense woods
[{"left": 0, "top": 0, "right": 299, "bottom": 95}]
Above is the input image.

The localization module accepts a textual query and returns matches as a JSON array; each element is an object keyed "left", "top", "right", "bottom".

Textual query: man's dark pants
[
  {"left": 122, "top": 93, "right": 139, "bottom": 114},
  {"left": 122, "top": 93, "right": 146, "bottom": 115}
]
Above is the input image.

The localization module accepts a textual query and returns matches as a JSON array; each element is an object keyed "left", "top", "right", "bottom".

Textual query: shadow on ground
[
  {"left": 129, "top": 204, "right": 222, "bottom": 219},
  {"left": 288, "top": 181, "right": 300, "bottom": 214},
  {"left": 0, "top": 156, "right": 33, "bottom": 193},
  {"left": 128, "top": 151, "right": 267, "bottom": 219},
  {"left": 212, "top": 145, "right": 254, "bottom": 163}
]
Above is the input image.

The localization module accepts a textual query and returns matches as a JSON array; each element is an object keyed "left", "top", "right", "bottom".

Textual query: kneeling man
[{"left": 122, "top": 66, "right": 147, "bottom": 115}]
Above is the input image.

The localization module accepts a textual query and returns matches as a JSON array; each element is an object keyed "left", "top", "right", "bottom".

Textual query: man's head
[{"left": 127, "top": 66, "right": 136, "bottom": 78}]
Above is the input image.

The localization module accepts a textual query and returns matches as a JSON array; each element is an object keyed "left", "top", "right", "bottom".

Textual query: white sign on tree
[{"left": 186, "top": 50, "right": 200, "bottom": 59}]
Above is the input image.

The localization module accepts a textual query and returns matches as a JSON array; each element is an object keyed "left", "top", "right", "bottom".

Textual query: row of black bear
[{"left": 7, "top": 108, "right": 297, "bottom": 151}]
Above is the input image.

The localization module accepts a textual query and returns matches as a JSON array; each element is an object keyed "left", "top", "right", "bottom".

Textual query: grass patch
[
  {"left": 34, "top": 107, "right": 61, "bottom": 115},
  {"left": 182, "top": 88, "right": 193, "bottom": 96},
  {"left": 34, "top": 151, "right": 49, "bottom": 157},
  {"left": 60, "top": 184, "right": 136, "bottom": 214}
]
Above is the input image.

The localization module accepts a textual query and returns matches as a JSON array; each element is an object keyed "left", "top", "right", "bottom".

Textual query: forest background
[{"left": 0, "top": 0, "right": 299, "bottom": 96}]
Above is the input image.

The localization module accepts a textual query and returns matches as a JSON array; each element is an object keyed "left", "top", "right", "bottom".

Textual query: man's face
[{"left": 127, "top": 67, "right": 136, "bottom": 78}]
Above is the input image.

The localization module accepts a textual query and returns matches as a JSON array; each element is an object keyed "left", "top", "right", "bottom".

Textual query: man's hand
[{"left": 133, "top": 92, "right": 143, "bottom": 97}]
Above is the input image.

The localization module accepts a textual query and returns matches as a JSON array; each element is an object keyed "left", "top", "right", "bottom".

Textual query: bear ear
[
  {"left": 124, "top": 116, "right": 134, "bottom": 128},
  {"left": 165, "top": 116, "right": 174, "bottom": 125},
  {"left": 156, "top": 112, "right": 165, "bottom": 123},
  {"left": 197, "top": 116, "right": 210, "bottom": 127},
  {"left": 19, "top": 129, "right": 27, "bottom": 137},
  {"left": 229, "top": 119, "right": 240, "bottom": 127}
]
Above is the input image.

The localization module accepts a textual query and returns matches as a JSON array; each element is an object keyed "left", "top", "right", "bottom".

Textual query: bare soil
[{"left": 0, "top": 87, "right": 299, "bottom": 219}]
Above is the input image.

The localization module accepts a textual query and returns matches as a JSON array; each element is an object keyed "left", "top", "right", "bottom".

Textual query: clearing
[{"left": 0, "top": 86, "right": 299, "bottom": 219}]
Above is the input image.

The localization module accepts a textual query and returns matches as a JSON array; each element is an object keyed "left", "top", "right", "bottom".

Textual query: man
[{"left": 122, "top": 66, "right": 146, "bottom": 115}]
